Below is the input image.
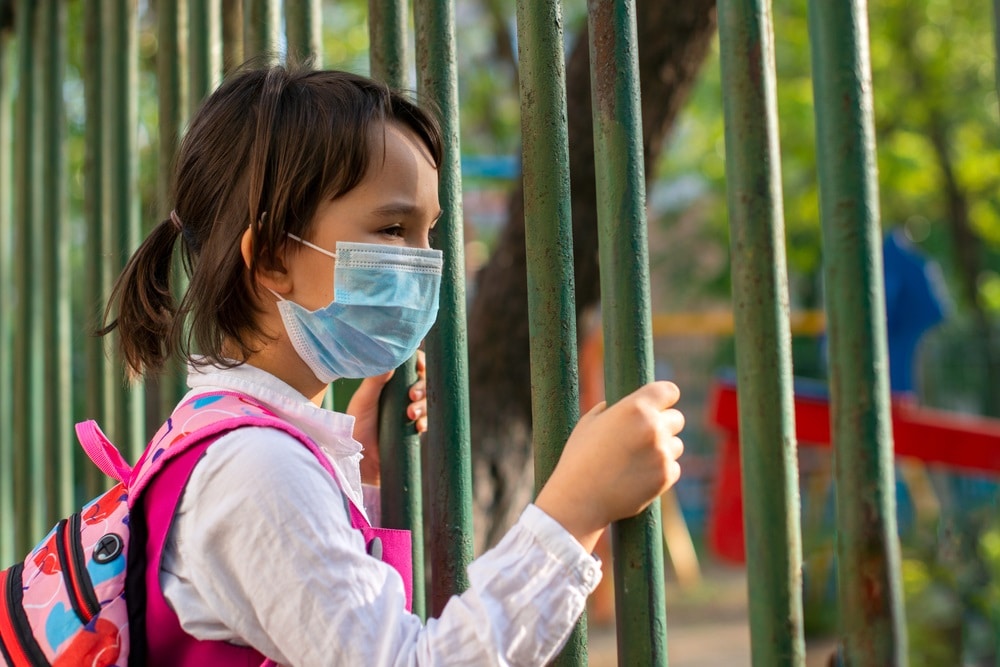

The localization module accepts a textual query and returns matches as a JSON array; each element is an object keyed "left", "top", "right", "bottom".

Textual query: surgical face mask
[{"left": 273, "top": 237, "right": 443, "bottom": 382}]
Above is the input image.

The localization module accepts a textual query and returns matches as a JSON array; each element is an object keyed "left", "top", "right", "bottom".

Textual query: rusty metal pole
[
  {"left": 368, "top": 0, "right": 427, "bottom": 621},
  {"left": 807, "top": 1, "right": 907, "bottom": 664},
  {"left": 718, "top": 0, "right": 806, "bottom": 664},
  {"left": 515, "top": 0, "right": 586, "bottom": 663},
  {"left": 587, "top": 1, "right": 668, "bottom": 663},
  {"left": 413, "top": 0, "right": 475, "bottom": 616}
]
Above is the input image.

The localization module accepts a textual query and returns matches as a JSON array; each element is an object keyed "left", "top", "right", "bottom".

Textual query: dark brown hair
[{"left": 101, "top": 65, "right": 443, "bottom": 377}]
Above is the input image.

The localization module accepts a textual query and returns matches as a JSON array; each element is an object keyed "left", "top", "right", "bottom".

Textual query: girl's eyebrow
[{"left": 371, "top": 203, "right": 444, "bottom": 223}]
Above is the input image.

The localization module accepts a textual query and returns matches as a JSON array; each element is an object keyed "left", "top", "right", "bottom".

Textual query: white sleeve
[{"left": 161, "top": 427, "right": 602, "bottom": 667}]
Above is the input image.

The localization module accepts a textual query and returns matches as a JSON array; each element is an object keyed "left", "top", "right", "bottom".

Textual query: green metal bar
[
  {"left": 413, "top": 0, "right": 474, "bottom": 616},
  {"left": 243, "top": 0, "right": 279, "bottom": 63},
  {"left": 159, "top": 0, "right": 186, "bottom": 215},
  {"left": 514, "top": 0, "right": 586, "bottom": 663},
  {"left": 369, "top": 0, "right": 408, "bottom": 88},
  {"left": 185, "top": 0, "right": 220, "bottom": 409},
  {"left": 38, "top": 0, "right": 72, "bottom": 519},
  {"left": 179, "top": 0, "right": 220, "bottom": 413},
  {"left": 718, "top": 1, "right": 805, "bottom": 665},
  {"left": 189, "top": 0, "right": 221, "bottom": 113},
  {"left": 28, "top": 0, "right": 50, "bottom": 538},
  {"left": 286, "top": 0, "right": 322, "bottom": 65},
  {"left": 158, "top": 0, "right": 188, "bottom": 424},
  {"left": 377, "top": 362, "right": 426, "bottom": 619},
  {"left": 222, "top": 0, "right": 244, "bottom": 73},
  {"left": 369, "top": 0, "right": 425, "bottom": 621},
  {"left": 102, "top": 0, "right": 143, "bottom": 459},
  {"left": 807, "top": 2, "right": 906, "bottom": 665},
  {"left": 586, "top": 1, "right": 667, "bottom": 664},
  {"left": 24, "top": 0, "right": 51, "bottom": 538},
  {"left": 82, "top": 0, "right": 105, "bottom": 498},
  {"left": 13, "top": 0, "right": 39, "bottom": 553},
  {"left": 0, "top": 24, "right": 14, "bottom": 564}
]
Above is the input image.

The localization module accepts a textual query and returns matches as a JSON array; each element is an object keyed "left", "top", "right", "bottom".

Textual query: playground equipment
[
  {"left": 708, "top": 376, "right": 1000, "bottom": 564},
  {"left": 0, "top": 0, "right": 966, "bottom": 665}
]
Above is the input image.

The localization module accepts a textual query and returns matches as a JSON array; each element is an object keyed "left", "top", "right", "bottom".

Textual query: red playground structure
[{"left": 707, "top": 376, "right": 1000, "bottom": 563}]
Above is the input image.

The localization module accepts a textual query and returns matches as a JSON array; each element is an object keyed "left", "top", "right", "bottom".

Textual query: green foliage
[{"left": 654, "top": 0, "right": 1000, "bottom": 316}]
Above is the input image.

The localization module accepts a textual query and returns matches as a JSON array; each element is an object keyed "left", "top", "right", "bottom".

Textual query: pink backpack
[{"left": 0, "top": 391, "right": 412, "bottom": 666}]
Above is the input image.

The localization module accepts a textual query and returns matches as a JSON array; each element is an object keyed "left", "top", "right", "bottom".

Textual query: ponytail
[{"left": 98, "top": 216, "right": 182, "bottom": 378}]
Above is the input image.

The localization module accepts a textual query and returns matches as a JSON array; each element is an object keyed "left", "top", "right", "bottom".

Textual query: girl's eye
[{"left": 379, "top": 225, "right": 405, "bottom": 239}]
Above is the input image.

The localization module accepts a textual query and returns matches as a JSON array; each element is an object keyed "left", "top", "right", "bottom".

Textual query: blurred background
[{"left": 3, "top": 0, "right": 1000, "bottom": 663}]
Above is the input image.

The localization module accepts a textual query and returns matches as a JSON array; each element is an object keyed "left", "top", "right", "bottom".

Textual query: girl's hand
[
  {"left": 534, "top": 381, "right": 685, "bottom": 553},
  {"left": 350, "top": 351, "right": 428, "bottom": 485},
  {"left": 407, "top": 351, "right": 428, "bottom": 434}
]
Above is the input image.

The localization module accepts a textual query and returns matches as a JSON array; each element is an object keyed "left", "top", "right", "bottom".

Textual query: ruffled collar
[{"left": 183, "top": 359, "right": 366, "bottom": 507}]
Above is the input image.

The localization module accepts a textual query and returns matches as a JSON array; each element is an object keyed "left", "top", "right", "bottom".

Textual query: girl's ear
[{"left": 240, "top": 225, "right": 293, "bottom": 294}]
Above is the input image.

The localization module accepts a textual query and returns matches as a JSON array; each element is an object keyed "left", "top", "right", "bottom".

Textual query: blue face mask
[{"left": 273, "top": 238, "right": 443, "bottom": 382}]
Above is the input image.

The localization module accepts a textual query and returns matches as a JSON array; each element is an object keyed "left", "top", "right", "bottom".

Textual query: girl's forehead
[{"left": 358, "top": 125, "right": 439, "bottom": 194}]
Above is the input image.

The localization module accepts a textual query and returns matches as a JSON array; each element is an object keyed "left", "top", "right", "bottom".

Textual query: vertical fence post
[
  {"left": 718, "top": 1, "right": 806, "bottom": 665},
  {"left": 586, "top": 1, "right": 668, "bottom": 663},
  {"left": 184, "top": 0, "right": 222, "bottom": 410},
  {"left": 0, "top": 19, "right": 13, "bottom": 564},
  {"left": 243, "top": 0, "right": 279, "bottom": 63},
  {"left": 286, "top": 0, "right": 322, "bottom": 65},
  {"left": 102, "top": 0, "right": 143, "bottom": 459},
  {"left": 37, "top": 0, "right": 72, "bottom": 518},
  {"left": 80, "top": 0, "right": 101, "bottom": 493},
  {"left": 157, "top": 0, "right": 189, "bottom": 424},
  {"left": 189, "top": 0, "right": 222, "bottom": 112},
  {"left": 13, "top": 0, "right": 39, "bottom": 553},
  {"left": 368, "top": 0, "right": 428, "bottom": 621},
  {"left": 514, "top": 0, "right": 586, "bottom": 663},
  {"left": 413, "top": 0, "right": 475, "bottom": 616},
  {"left": 807, "top": 1, "right": 907, "bottom": 664},
  {"left": 222, "top": 0, "right": 244, "bottom": 73},
  {"left": 82, "top": 0, "right": 105, "bottom": 498},
  {"left": 369, "top": 0, "right": 407, "bottom": 87}
]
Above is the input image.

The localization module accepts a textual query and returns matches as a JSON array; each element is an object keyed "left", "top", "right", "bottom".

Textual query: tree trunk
[
  {"left": 467, "top": 0, "right": 718, "bottom": 551},
  {"left": 927, "top": 114, "right": 1000, "bottom": 417}
]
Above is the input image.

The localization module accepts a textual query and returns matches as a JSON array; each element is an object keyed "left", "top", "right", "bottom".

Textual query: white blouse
[{"left": 160, "top": 362, "right": 602, "bottom": 666}]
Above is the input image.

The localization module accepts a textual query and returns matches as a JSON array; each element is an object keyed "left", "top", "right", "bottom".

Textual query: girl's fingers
[
  {"left": 662, "top": 408, "right": 685, "bottom": 436},
  {"left": 415, "top": 349, "right": 426, "bottom": 374},
  {"left": 416, "top": 416, "right": 428, "bottom": 433},
  {"left": 409, "top": 379, "right": 426, "bottom": 401}
]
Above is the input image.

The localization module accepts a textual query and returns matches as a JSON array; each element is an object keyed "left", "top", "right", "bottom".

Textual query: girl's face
[{"left": 282, "top": 122, "right": 442, "bottom": 312}]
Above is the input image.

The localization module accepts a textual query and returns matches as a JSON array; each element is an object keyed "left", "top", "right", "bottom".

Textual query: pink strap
[
  {"left": 143, "top": 438, "right": 267, "bottom": 666},
  {"left": 75, "top": 420, "right": 133, "bottom": 483}
]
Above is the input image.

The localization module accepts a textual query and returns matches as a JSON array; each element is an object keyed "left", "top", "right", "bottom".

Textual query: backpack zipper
[
  {"left": 56, "top": 515, "right": 101, "bottom": 624},
  {"left": 0, "top": 563, "right": 51, "bottom": 666}
]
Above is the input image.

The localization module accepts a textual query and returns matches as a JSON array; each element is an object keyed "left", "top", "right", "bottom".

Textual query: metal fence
[{"left": 0, "top": 0, "right": 906, "bottom": 665}]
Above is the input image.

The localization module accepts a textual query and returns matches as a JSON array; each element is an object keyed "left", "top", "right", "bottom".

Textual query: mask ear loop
[{"left": 287, "top": 233, "right": 338, "bottom": 260}]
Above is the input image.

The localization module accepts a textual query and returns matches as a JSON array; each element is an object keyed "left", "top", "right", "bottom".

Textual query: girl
[{"left": 103, "top": 65, "right": 685, "bottom": 665}]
